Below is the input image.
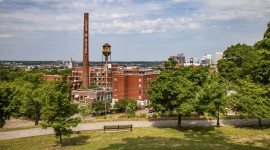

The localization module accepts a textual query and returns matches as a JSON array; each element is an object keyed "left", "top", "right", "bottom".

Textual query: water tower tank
[{"left": 102, "top": 43, "right": 111, "bottom": 57}]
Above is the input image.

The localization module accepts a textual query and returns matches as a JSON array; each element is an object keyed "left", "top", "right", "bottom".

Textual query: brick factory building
[
  {"left": 70, "top": 65, "right": 158, "bottom": 106},
  {"left": 112, "top": 68, "right": 158, "bottom": 107}
]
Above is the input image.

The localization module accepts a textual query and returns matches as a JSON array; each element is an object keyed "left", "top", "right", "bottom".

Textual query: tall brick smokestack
[{"left": 82, "top": 13, "right": 89, "bottom": 88}]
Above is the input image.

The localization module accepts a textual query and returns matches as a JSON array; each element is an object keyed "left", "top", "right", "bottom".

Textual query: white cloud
[
  {"left": 197, "top": 0, "right": 270, "bottom": 21},
  {"left": 0, "top": 34, "right": 14, "bottom": 39},
  {"left": 0, "top": 0, "right": 269, "bottom": 35}
]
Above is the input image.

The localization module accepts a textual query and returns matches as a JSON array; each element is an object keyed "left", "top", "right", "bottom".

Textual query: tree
[
  {"left": 198, "top": 73, "right": 227, "bottom": 127},
  {"left": 148, "top": 59, "right": 209, "bottom": 129},
  {"left": 0, "top": 82, "right": 16, "bottom": 128},
  {"left": 216, "top": 21, "right": 270, "bottom": 127},
  {"left": 217, "top": 43, "right": 255, "bottom": 81},
  {"left": 164, "top": 57, "right": 178, "bottom": 69},
  {"left": 17, "top": 73, "right": 47, "bottom": 125},
  {"left": 252, "top": 49, "right": 270, "bottom": 84},
  {"left": 41, "top": 79, "right": 81, "bottom": 147},
  {"left": 254, "top": 21, "right": 270, "bottom": 50},
  {"left": 120, "top": 99, "right": 139, "bottom": 118},
  {"left": 114, "top": 99, "right": 139, "bottom": 113},
  {"left": 0, "top": 67, "right": 25, "bottom": 82},
  {"left": 230, "top": 78, "right": 270, "bottom": 126},
  {"left": 92, "top": 101, "right": 111, "bottom": 115},
  {"left": 79, "top": 103, "right": 95, "bottom": 118}
]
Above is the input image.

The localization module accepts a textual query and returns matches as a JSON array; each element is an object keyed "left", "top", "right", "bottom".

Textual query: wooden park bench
[{"left": 103, "top": 124, "right": 133, "bottom": 133}]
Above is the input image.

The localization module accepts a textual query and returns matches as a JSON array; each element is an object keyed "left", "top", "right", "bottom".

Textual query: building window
[
  {"left": 114, "top": 89, "right": 117, "bottom": 91},
  {"left": 139, "top": 79, "right": 141, "bottom": 82},
  {"left": 138, "top": 96, "right": 141, "bottom": 99},
  {"left": 114, "top": 78, "right": 117, "bottom": 81},
  {"left": 139, "top": 84, "right": 142, "bottom": 88},
  {"left": 139, "top": 90, "right": 141, "bottom": 94}
]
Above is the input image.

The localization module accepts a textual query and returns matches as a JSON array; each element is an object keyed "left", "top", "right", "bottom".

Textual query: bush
[
  {"left": 137, "top": 113, "right": 147, "bottom": 118},
  {"left": 114, "top": 99, "right": 138, "bottom": 113}
]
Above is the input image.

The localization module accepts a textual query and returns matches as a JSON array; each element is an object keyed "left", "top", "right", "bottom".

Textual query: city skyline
[{"left": 0, "top": 0, "right": 270, "bottom": 61}]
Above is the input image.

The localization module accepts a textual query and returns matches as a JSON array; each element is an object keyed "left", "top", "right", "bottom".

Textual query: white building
[{"left": 215, "top": 52, "right": 223, "bottom": 64}]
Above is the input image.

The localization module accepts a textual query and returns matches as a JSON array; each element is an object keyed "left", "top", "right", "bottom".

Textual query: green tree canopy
[
  {"left": 92, "top": 101, "right": 111, "bottom": 115},
  {"left": 114, "top": 98, "right": 138, "bottom": 113},
  {"left": 198, "top": 73, "right": 227, "bottom": 127},
  {"left": 254, "top": 21, "right": 270, "bottom": 50},
  {"left": 79, "top": 103, "right": 95, "bottom": 118},
  {"left": 148, "top": 58, "right": 210, "bottom": 129},
  {"left": 41, "top": 79, "right": 81, "bottom": 147},
  {"left": 15, "top": 73, "right": 48, "bottom": 125},
  {"left": 230, "top": 78, "right": 270, "bottom": 126},
  {"left": 0, "top": 81, "right": 17, "bottom": 128},
  {"left": 217, "top": 43, "right": 256, "bottom": 81}
]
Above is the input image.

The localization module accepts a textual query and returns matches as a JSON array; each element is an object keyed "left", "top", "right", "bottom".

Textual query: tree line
[
  {"left": 148, "top": 21, "right": 270, "bottom": 129},
  {"left": 0, "top": 67, "right": 80, "bottom": 146}
]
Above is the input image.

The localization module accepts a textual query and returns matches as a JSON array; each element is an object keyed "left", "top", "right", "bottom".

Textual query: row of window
[{"left": 113, "top": 95, "right": 143, "bottom": 100}]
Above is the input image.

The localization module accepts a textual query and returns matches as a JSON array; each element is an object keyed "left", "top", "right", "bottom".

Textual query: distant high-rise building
[
  {"left": 206, "top": 54, "right": 212, "bottom": 65},
  {"left": 215, "top": 52, "right": 223, "bottom": 64},
  {"left": 170, "top": 53, "right": 185, "bottom": 65},
  {"left": 193, "top": 58, "right": 199, "bottom": 64},
  {"left": 177, "top": 53, "right": 185, "bottom": 64},
  {"left": 190, "top": 58, "right": 194, "bottom": 65},
  {"left": 68, "top": 57, "right": 74, "bottom": 69},
  {"left": 201, "top": 54, "right": 212, "bottom": 65}
]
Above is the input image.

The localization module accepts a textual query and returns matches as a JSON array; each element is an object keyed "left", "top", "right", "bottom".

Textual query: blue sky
[{"left": 0, "top": 0, "right": 270, "bottom": 61}]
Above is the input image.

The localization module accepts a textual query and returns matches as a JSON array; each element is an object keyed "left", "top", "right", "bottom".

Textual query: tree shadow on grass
[
  {"left": 232, "top": 124, "right": 270, "bottom": 148},
  {"left": 62, "top": 135, "right": 90, "bottom": 147},
  {"left": 99, "top": 127, "right": 269, "bottom": 150},
  {"left": 179, "top": 126, "right": 270, "bottom": 150},
  {"left": 52, "top": 132, "right": 91, "bottom": 147}
]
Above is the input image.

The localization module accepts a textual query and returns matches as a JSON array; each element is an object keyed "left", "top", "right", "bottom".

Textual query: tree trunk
[
  {"left": 60, "top": 134, "right": 63, "bottom": 147},
  {"left": 217, "top": 112, "right": 220, "bottom": 127},
  {"left": 34, "top": 112, "right": 40, "bottom": 125},
  {"left": 258, "top": 118, "right": 262, "bottom": 127},
  {"left": 177, "top": 114, "right": 182, "bottom": 130}
]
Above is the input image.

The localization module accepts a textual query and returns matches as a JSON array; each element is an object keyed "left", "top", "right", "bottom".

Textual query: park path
[{"left": 1, "top": 119, "right": 270, "bottom": 140}]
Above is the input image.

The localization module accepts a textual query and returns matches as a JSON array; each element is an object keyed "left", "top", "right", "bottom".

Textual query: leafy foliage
[
  {"left": 217, "top": 43, "right": 255, "bottom": 81},
  {"left": 254, "top": 21, "right": 270, "bottom": 50},
  {"left": 230, "top": 79, "right": 270, "bottom": 126},
  {"left": 0, "top": 67, "right": 25, "bottom": 82},
  {"left": 79, "top": 103, "right": 95, "bottom": 118},
  {"left": 92, "top": 101, "right": 111, "bottom": 115},
  {"left": 252, "top": 49, "right": 270, "bottom": 84},
  {"left": 0, "top": 82, "right": 17, "bottom": 128},
  {"left": 198, "top": 73, "right": 227, "bottom": 127},
  {"left": 41, "top": 79, "right": 81, "bottom": 147},
  {"left": 114, "top": 98, "right": 139, "bottom": 113},
  {"left": 16, "top": 73, "right": 47, "bottom": 125},
  {"left": 148, "top": 58, "right": 210, "bottom": 129}
]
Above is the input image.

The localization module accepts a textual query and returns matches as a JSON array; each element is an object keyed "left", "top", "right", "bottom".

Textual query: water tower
[{"left": 102, "top": 43, "right": 111, "bottom": 88}]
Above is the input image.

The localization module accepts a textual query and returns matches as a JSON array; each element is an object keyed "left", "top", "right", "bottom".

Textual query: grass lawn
[{"left": 1, "top": 126, "right": 270, "bottom": 150}]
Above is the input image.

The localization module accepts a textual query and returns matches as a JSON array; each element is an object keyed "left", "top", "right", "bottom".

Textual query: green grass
[
  {"left": 1, "top": 126, "right": 270, "bottom": 150},
  {"left": 0, "top": 125, "right": 40, "bottom": 132}
]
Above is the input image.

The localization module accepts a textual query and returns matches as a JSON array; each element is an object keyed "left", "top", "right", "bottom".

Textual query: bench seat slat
[{"left": 104, "top": 125, "right": 132, "bottom": 133}]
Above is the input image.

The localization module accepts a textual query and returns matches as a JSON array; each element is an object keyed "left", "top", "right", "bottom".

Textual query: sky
[{"left": 0, "top": 0, "right": 270, "bottom": 61}]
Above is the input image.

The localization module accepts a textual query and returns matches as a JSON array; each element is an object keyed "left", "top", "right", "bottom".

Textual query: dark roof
[{"left": 103, "top": 43, "right": 111, "bottom": 47}]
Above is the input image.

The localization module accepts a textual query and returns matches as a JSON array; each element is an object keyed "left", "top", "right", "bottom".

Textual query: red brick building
[
  {"left": 70, "top": 65, "right": 158, "bottom": 106},
  {"left": 43, "top": 75, "right": 62, "bottom": 81},
  {"left": 112, "top": 72, "right": 157, "bottom": 106}
]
